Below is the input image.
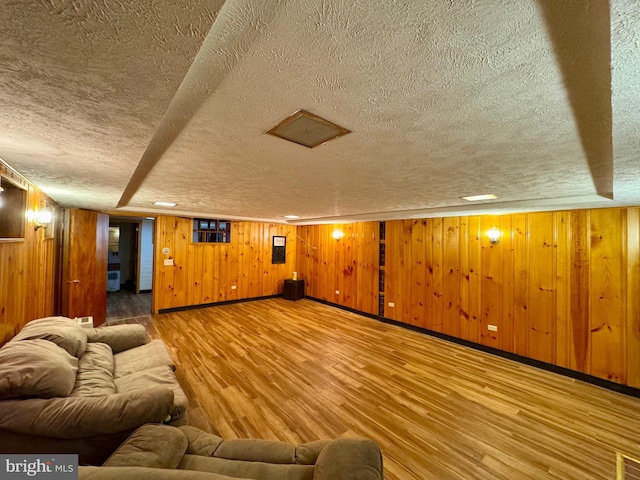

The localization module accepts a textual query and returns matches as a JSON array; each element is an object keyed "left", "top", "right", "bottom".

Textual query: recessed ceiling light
[
  {"left": 462, "top": 194, "right": 498, "bottom": 202},
  {"left": 153, "top": 201, "right": 177, "bottom": 207},
  {"left": 284, "top": 215, "right": 300, "bottom": 219}
]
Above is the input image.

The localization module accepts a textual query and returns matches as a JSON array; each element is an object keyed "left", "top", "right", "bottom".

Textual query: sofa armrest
[
  {"left": 313, "top": 438, "right": 383, "bottom": 480},
  {"left": 87, "top": 324, "right": 149, "bottom": 353},
  {"left": 0, "top": 388, "right": 174, "bottom": 438},
  {"left": 104, "top": 424, "right": 188, "bottom": 469}
]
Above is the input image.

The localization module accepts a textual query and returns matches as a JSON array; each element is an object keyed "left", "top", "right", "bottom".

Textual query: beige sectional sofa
[
  {"left": 0, "top": 316, "right": 187, "bottom": 464},
  {"left": 79, "top": 424, "right": 384, "bottom": 480}
]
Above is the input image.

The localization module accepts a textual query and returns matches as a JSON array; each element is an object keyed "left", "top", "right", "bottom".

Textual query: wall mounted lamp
[
  {"left": 33, "top": 210, "right": 53, "bottom": 231},
  {"left": 487, "top": 226, "right": 501, "bottom": 245},
  {"left": 332, "top": 229, "right": 345, "bottom": 240}
]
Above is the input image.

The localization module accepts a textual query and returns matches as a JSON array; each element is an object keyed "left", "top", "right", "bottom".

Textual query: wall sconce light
[
  {"left": 33, "top": 210, "right": 53, "bottom": 231},
  {"left": 332, "top": 229, "right": 345, "bottom": 240},
  {"left": 487, "top": 226, "right": 501, "bottom": 245}
]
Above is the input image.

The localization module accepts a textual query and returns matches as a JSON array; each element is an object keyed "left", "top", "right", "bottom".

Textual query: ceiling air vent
[{"left": 266, "top": 110, "right": 350, "bottom": 148}]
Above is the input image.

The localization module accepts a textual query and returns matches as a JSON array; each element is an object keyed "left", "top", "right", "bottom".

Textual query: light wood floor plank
[{"left": 116, "top": 298, "right": 640, "bottom": 480}]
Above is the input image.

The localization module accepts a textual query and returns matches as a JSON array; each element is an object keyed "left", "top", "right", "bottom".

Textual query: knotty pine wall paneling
[
  {"left": 296, "top": 223, "right": 379, "bottom": 316},
  {"left": 626, "top": 208, "right": 640, "bottom": 386},
  {"left": 153, "top": 217, "right": 296, "bottom": 312},
  {"left": 0, "top": 162, "right": 56, "bottom": 345},
  {"left": 384, "top": 208, "right": 640, "bottom": 388},
  {"left": 589, "top": 208, "right": 625, "bottom": 383}
]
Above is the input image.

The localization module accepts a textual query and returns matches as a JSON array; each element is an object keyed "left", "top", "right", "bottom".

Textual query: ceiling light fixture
[
  {"left": 266, "top": 110, "right": 351, "bottom": 148},
  {"left": 462, "top": 194, "right": 498, "bottom": 202},
  {"left": 153, "top": 201, "right": 177, "bottom": 207},
  {"left": 284, "top": 215, "right": 300, "bottom": 220}
]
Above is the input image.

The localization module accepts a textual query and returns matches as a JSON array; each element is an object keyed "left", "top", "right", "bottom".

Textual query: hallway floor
[{"left": 106, "top": 289, "right": 151, "bottom": 323}]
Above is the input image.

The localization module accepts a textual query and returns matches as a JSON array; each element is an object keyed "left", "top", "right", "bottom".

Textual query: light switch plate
[{"left": 163, "top": 259, "right": 174, "bottom": 266}]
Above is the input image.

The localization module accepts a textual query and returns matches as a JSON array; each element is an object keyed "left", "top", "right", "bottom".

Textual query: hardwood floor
[
  {"left": 119, "top": 298, "right": 640, "bottom": 479},
  {"left": 106, "top": 290, "right": 151, "bottom": 323}
]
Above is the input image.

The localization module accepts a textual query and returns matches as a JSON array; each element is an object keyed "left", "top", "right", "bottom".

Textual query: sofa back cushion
[
  {"left": 0, "top": 339, "right": 78, "bottom": 399},
  {"left": 113, "top": 339, "right": 175, "bottom": 378},
  {"left": 70, "top": 342, "right": 116, "bottom": 397},
  {"left": 87, "top": 324, "right": 149, "bottom": 353},
  {"left": 12, "top": 316, "right": 87, "bottom": 357}
]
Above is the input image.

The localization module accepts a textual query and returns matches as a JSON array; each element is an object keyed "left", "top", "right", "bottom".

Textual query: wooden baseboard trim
[
  {"left": 305, "top": 296, "right": 380, "bottom": 320},
  {"left": 158, "top": 295, "right": 282, "bottom": 314}
]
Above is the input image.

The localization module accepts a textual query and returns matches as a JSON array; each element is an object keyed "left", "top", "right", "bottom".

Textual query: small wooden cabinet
[{"left": 283, "top": 279, "right": 305, "bottom": 301}]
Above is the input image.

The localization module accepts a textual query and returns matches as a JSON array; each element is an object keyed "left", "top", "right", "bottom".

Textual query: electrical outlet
[
  {"left": 231, "top": 285, "right": 237, "bottom": 290},
  {"left": 335, "top": 290, "right": 340, "bottom": 295},
  {"left": 488, "top": 324, "right": 498, "bottom": 332},
  {"left": 388, "top": 302, "right": 395, "bottom": 307}
]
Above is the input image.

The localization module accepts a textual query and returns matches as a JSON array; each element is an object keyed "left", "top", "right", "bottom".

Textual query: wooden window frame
[{"left": 192, "top": 218, "right": 231, "bottom": 244}]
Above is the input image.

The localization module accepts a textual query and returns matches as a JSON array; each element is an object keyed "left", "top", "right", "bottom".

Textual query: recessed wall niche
[{"left": 0, "top": 176, "right": 27, "bottom": 239}]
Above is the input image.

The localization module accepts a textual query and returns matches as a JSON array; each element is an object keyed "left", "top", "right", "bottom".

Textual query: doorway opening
[{"left": 106, "top": 216, "right": 154, "bottom": 323}]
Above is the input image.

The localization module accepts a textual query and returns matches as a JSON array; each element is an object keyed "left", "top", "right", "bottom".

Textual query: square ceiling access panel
[{"left": 266, "top": 110, "right": 351, "bottom": 148}]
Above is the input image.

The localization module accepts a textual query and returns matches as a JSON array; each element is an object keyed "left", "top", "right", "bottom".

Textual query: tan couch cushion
[
  {"left": 178, "top": 455, "right": 315, "bottom": 480},
  {"left": 12, "top": 316, "right": 87, "bottom": 357},
  {"left": 0, "top": 388, "right": 175, "bottom": 438},
  {"left": 314, "top": 438, "right": 383, "bottom": 480},
  {"left": 0, "top": 339, "right": 78, "bottom": 399},
  {"left": 178, "top": 426, "right": 224, "bottom": 457},
  {"left": 212, "top": 438, "right": 329, "bottom": 465},
  {"left": 115, "top": 365, "right": 188, "bottom": 420},
  {"left": 114, "top": 339, "right": 176, "bottom": 378},
  {"left": 213, "top": 439, "right": 297, "bottom": 464},
  {"left": 177, "top": 426, "right": 327, "bottom": 466},
  {"left": 104, "top": 424, "right": 188, "bottom": 469},
  {"left": 71, "top": 343, "right": 116, "bottom": 397},
  {"left": 79, "top": 466, "right": 239, "bottom": 480},
  {"left": 87, "top": 324, "right": 149, "bottom": 353}
]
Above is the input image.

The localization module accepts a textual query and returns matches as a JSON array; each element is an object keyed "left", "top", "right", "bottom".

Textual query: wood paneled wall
[
  {"left": 296, "top": 223, "right": 379, "bottom": 315},
  {"left": 0, "top": 163, "right": 57, "bottom": 344},
  {"left": 153, "top": 217, "right": 297, "bottom": 312},
  {"left": 385, "top": 208, "right": 640, "bottom": 387}
]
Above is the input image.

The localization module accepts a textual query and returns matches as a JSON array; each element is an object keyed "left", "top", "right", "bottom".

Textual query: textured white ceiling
[
  {"left": 0, "top": 0, "right": 223, "bottom": 209},
  {"left": 1, "top": 0, "right": 638, "bottom": 223}
]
